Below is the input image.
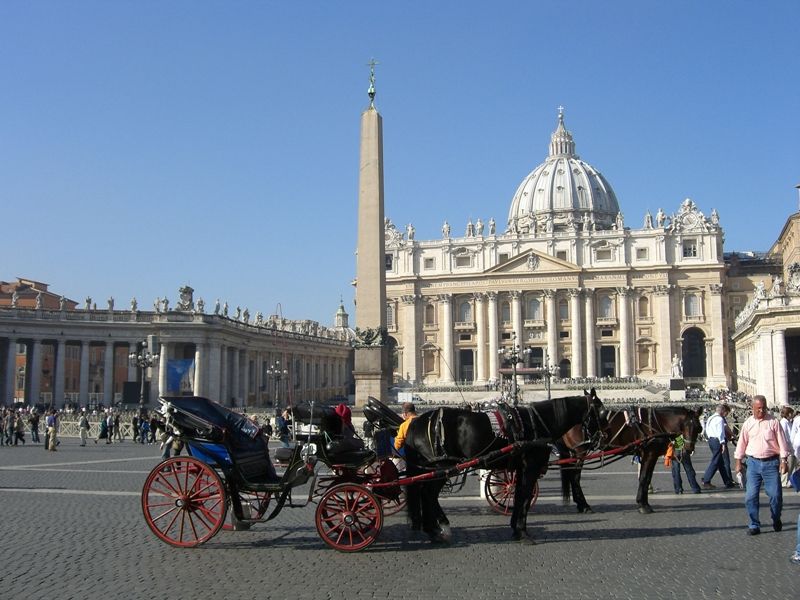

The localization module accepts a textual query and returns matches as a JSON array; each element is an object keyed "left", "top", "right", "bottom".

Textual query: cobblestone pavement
[{"left": 0, "top": 439, "right": 796, "bottom": 600}]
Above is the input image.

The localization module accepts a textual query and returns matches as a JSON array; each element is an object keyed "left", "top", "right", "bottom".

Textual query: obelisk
[{"left": 353, "top": 60, "right": 388, "bottom": 406}]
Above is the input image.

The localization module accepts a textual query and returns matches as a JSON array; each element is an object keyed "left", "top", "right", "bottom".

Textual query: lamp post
[
  {"left": 266, "top": 360, "right": 288, "bottom": 409},
  {"left": 128, "top": 339, "right": 159, "bottom": 411},
  {"left": 498, "top": 332, "right": 530, "bottom": 406}
]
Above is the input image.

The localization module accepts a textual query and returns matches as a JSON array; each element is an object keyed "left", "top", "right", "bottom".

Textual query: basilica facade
[{"left": 384, "top": 112, "right": 728, "bottom": 388}]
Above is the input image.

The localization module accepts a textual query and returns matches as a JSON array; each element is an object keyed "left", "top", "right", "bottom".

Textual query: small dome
[{"left": 507, "top": 110, "right": 620, "bottom": 232}]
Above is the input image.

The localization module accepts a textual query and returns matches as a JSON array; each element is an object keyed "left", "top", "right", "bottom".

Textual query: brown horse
[{"left": 557, "top": 406, "right": 703, "bottom": 514}]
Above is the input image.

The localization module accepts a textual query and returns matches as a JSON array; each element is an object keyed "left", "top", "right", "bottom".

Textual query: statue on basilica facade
[
  {"left": 656, "top": 208, "right": 666, "bottom": 228},
  {"left": 234, "top": 306, "right": 241, "bottom": 321},
  {"left": 196, "top": 298, "right": 205, "bottom": 313},
  {"left": 11, "top": 291, "right": 18, "bottom": 308},
  {"left": 59, "top": 296, "right": 66, "bottom": 311},
  {"left": 162, "top": 297, "right": 169, "bottom": 312},
  {"left": 214, "top": 299, "right": 220, "bottom": 315},
  {"left": 710, "top": 208, "right": 719, "bottom": 225},
  {"left": 466, "top": 219, "right": 475, "bottom": 237},
  {"left": 223, "top": 302, "right": 229, "bottom": 317},
  {"left": 488, "top": 217, "right": 496, "bottom": 235},
  {"left": 671, "top": 354, "right": 683, "bottom": 379},
  {"left": 154, "top": 297, "right": 161, "bottom": 313},
  {"left": 107, "top": 297, "right": 114, "bottom": 311},
  {"left": 476, "top": 218, "right": 484, "bottom": 236},
  {"left": 406, "top": 223, "right": 415, "bottom": 241},
  {"left": 644, "top": 211, "right": 653, "bottom": 229},
  {"left": 256, "top": 311, "right": 264, "bottom": 326},
  {"left": 130, "top": 297, "right": 137, "bottom": 312},
  {"left": 242, "top": 308, "right": 250, "bottom": 323},
  {"left": 85, "top": 296, "right": 92, "bottom": 310},
  {"left": 36, "top": 292, "right": 43, "bottom": 309},
  {"left": 615, "top": 212, "right": 624, "bottom": 230},
  {"left": 442, "top": 220, "right": 451, "bottom": 238}
]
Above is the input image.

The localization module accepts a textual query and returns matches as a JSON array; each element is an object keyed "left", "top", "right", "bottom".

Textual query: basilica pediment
[{"left": 484, "top": 250, "right": 579, "bottom": 275}]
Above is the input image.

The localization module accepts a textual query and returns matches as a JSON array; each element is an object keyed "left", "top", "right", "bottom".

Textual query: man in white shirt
[{"left": 701, "top": 404, "right": 736, "bottom": 489}]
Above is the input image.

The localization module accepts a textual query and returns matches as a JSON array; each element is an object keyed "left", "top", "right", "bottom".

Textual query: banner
[{"left": 167, "top": 359, "right": 195, "bottom": 393}]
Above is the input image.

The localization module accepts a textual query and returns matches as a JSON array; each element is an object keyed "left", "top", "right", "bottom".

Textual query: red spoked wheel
[
  {"left": 222, "top": 490, "right": 272, "bottom": 531},
  {"left": 378, "top": 485, "right": 406, "bottom": 516},
  {"left": 484, "top": 469, "right": 538, "bottom": 515},
  {"left": 315, "top": 483, "right": 383, "bottom": 552},
  {"left": 141, "top": 457, "right": 227, "bottom": 547}
]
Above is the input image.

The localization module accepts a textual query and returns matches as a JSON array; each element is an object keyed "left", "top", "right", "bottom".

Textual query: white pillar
[
  {"left": 487, "top": 292, "right": 499, "bottom": 382},
  {"left": 758, "top": 332, "right": 775, "bottom": 406},
  {"left": 54, "top": 340, "right": 66, "bottom": 407},
  {"left": 709, "top": 284, "right": 726, "bottom": 385},
  {"left": 439, "top": 294, "right": 454, "bottom": 383},
  {"left": 208, "top": 343, "right": 222, "bottom": 400},
  {"left": 510, "top": 291, "right": 523, "bottom": 351},
  {"left": 772, "top": 329, "right": 788, "bottom": 406},
  {"left": 584, "top": 290, "right": 596, "bottom": 378},
  {"left": 618, "top": 287, "right": 632, "bottom": 377},
  {"left": 158, "top": 342, "right": 169, "bottom": 397},
  {"left": 103, "top": 341, "right": 114, "bottom": 405},
  {"left": 545, "top": 290, "right": 557, "bottom": 369},
  {"left": 194, "top": 344, "right": 205, "bottom": 397},
  {"left": 570, "top": 289, "right": 583, "bottom": 377},
  {"left": 5, "top": 338, "right": 17, "bottom": 404},
  {"left": 401, "top": 295, "right": 419, "bottom": 383},
  {"left": 79, "top": 341, "right": 90, "bottom": 407},
  {"left": 231, "top": 347, "right": 241, "bottom": 405},
  {"left": 474, "top": 292, "right": 487, "bottom": 384},
  {"left": 29, "top": 339, "right": 42, "bottom": 405},
  {"left": 655, "top": 286, "right": 673, "bottom": 381}
]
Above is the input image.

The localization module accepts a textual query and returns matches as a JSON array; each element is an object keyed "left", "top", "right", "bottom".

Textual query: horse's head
[
  {"left": 584, "top": 388, "right": 608, "bottom": 440},
  {"left": 680, "top": 408, "right": 703, "bottom": 453}
]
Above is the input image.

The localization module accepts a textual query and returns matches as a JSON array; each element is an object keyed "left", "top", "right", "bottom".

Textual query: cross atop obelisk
[{"left": 367, "top": 58, "right": 379, "bottom": 108}]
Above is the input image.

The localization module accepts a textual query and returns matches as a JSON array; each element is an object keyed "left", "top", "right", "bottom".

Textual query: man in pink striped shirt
[{"left": 734, "top": 395, "right": 791, "bottom": 535}]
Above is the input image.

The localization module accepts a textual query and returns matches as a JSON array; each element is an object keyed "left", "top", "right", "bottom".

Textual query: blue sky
[{"left": 2, "top": 2, "right": 798, "bottom": 325}]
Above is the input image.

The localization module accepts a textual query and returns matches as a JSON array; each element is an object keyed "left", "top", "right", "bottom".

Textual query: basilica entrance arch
[
  {"left": 600, "top": 346, "right": 616, "bottom": 377},
  {"left": 681, "top": 327, "right": 707, "bottom": 378},
  {"left": 458, "top": 349, "right": 474, "bottom": 383}
]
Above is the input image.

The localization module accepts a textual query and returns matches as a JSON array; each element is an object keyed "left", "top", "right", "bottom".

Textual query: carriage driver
[{"left": 394, "top": 402, "right": 418, "bottom": 451}]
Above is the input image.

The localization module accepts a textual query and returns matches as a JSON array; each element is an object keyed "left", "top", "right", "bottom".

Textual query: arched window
[
  {"left": 386, "top": 304, "right": 395, "bottom": 328},
  {"left": 599, "top": 294, "right": 613, "bottom": 318},
  {"left": 558, "top": 298, "right": 569, "bottom": 321},
  {"left": 527, "top": 298, "right": 541, "bottom": 320},
  {"left": 424, "top": 303, "right": 436, "bottom": 325},
  {"left": 458, "top": 301, "right": 472, "bottom": 323},
  {"left": 684, "top": 293, "right": 701, "bottom": 317},
  {"left": 501, "top": 301, "right": 511, "bottom": 323},
  {"left": 638, "top": 296, "right": 649, "bottom": 319}
]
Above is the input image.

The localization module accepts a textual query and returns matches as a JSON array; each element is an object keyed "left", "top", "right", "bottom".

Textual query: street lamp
[
  {"left": 498, "top": 332, "right": 530, "bottom": 406},
  {"left": 266, "top": 360, "right": 288, "bottom": 409},
  {"left": 129, "top": 338, "right": 159, "bottom": 410}
]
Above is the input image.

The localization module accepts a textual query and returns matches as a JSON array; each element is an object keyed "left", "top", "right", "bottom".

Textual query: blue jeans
[
  {"left": 703, "top": 439, "right": 733, "bottom": 486},
  {"left": 796, "top": 513, "right": 800, "bottom": 555},
  {"left": 744, "top": 456, "right": 782, "bottom": 530},
  {"left": 671, "top": 450, "right": 701, "bottom": 492}
]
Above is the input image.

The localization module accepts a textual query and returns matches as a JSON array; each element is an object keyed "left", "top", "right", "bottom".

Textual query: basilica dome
[{"left": 506, "top": 111, "right": 620, "bottom": 233}]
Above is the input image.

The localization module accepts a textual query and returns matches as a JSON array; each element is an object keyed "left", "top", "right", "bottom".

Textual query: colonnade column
[
  {"left": 194, "top": 344, "right": 205, "bottom": 397},
  {"left": 757, "top": 332, "right": 775, "bottom": 405},
  {"left": 570, "top": 289, "right": 583, "bottom": 377},
  {"left": 208, "top": 344, "right": 222, "bottom": 401},
  {"left": 654, "top": 285, "right": 673, "bottom": 380},
  {"left": 510, "top": 291, "right": 523, "bottom": 352},
  {"left": 438, "top": 294, "right": 454, "bottom": 383},
  {"left": 79, "top": 341, "right": 90, "bottom": 407},
  {"left": 772, "top": 329, "right": 788, "bottom": 406},
  {"left": 241, "top": 350, "right": 250, "bottom": 406},
  {"left": 28, "top": 339, "right": 42, "bottom": 405},
  {"left": 584, "top": 290, "right": 596, "bottom": 378},
  {"left": 231, "top": 348, "right": 241, "bottom": 405},
  {"left": 401, "top": 295, "right": 419, "bottom": 383},
  {"left": 487, "top": 292, "right": 499, "bottom": 382},
  {"left": 474, "top": 292, "right": 486, "bottom": 384},
  {"left": 54, "top": 339, "right": 66, "bottom": 407},
  {"left": 127, "top": 342, "right": 138, "bottom": 382},
  {"left": 158, "top": 342, "right": 168, "bottom": 398},
  {"left": 219, "top": 345, "right": 228, "bottom": 402},
  {"left": 5, "top": 338, "right": 17, "bottom": 404},
  {"left": 545, "top": 290, "right": 557, "bottom": 369},
  {"left": 103, "top": 342, "right": 114, "bottom": 404},
  {"left": 709, "top": 284, "right": 726, "bottom": 384},
  {"left": 617, "top": 287, "right": 632, "bottom": 377}
]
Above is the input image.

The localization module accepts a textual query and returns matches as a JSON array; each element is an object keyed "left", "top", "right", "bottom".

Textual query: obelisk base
[{"left": 354, "top": 346, "right": 388, "bottom": 407}]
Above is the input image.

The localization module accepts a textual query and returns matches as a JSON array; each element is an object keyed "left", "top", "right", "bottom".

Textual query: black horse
[
  {"left": 558, "top": 406, "right": 703, "bottom": 514},
  {"left": 403, "top": 391, "right": 606, "bottom": 544}
]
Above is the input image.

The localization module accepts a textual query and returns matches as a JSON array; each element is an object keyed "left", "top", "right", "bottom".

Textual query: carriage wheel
[
  {"left": 378, "top": 485, "right": 406, "bottom": 517},
  {"left": 141, "top": 457, "right": 227, "bottom": 547},
  {"left": 484, "top": 470, "right": 540, "bottom": 515},
  {"left": 222, "top": 490, "right": 272, "bottom": 531},
  {"left": 315, "top": 484, "right": 383, "bottom": 552}
]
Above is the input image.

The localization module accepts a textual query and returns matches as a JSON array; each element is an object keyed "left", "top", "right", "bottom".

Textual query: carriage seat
[{"left": 324, "top": 439, "right": 376, "bottom": 467}]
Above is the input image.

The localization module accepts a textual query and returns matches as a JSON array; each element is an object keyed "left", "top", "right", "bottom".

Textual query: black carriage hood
[{"left": 160, "top": 396, "right": 260, "bottom": 441}]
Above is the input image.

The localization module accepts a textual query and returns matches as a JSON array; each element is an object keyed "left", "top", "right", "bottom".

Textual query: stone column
[
  {"left": 208, "top": 343, "right": 222, "bottom": 400},
  {"left": 654, "top": 285, "right": 673, "bottom": 381},
  {"left": 584, "top": 290, "right": 596, "bottom": 378},
  {"left": 28, "top": 339, "right": 42, "bottom": 405},
  {"left": 241, "top": 350, "right": 250, "bottom": 406},
  {"left": 510, "top": 291, "right": 523, "bottom": 350},
  {"left": 569, "top": 289, "right": 583, "bottom": 377},
  {"left": 5, "top": 338, "right": 17, "bottom": 404},
  {"left": 401, "top": 295, "right": 419, "bottom": 383},
  {"left": 757, "top": 332, "right": 775, "bottom": 406},
  {"left": 79, "top": 341, "right": 90, "bottom": 407},
  {"left": 438, "top": 294, "right": 454, "bottom": 383},
  {"left": 617, "top": 287, "right": 632, "bottom": 377},
  {"left": 158, "top": 342, "right": 168, "bottom": 397},
  {"left": 103, "top": 341, "right": 114, "bottom": 405},
  {"left": 231, "top": 347, "right": 241, "bottom": 405},
  {"left": 545, "top": 290, "right": 557, "bottom": 369},
  {"left": 772, "top": 329, "right": 788, "bottom": 406},
  {"left": 487, "top": 292, "right": 499, "bottom": 382},
  {"left": 474, "top": 292, "right": 487, "bottom": 384},
  {"left": 193, "top": 344, "right": 205, "bottom": 397},
  {"left": 708, "top": 284, "right": 726, "bottom": 385},
  {"left": 54, "top": 339, "right": 66, "bottom": 407}
]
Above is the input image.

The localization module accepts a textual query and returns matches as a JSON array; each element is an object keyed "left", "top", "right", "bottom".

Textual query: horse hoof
[
  {"left": 428, "top": 532, "right": 449, "bottom": 545},
  {"left": 577, "top": 506, "right": 593, "bottom": 514},
  {"left": 638, "top": 505, "right": 654, "bottom": 515},
  {"left": 439, "top": 523, "right": 452, "bottom": 542}
]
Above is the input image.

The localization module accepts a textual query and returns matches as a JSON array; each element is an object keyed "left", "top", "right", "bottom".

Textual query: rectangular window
[
  {"left": 682, "top": 240, "right": 698, "bottom": 258},
  {"left": 559, "top": 331, "right": 569, "bottom": 339},
  {"left": 601, "top": 329, "right": 613, "bottom": 337},
  {"left": 459, "top": 334, "right": 472, "bottom": 342},
  {"left": 596, "top": 248, "right": 612, "bottom": 261},
  {"left": 556, "top": 250, "right": 568, "bottom": 261},
  {"left": 498, "top": 253, "right": 509, "bottom": 264},
  {"left": 424, "top": 257, "right": 435, "bottom": 270},
  {"left": 385, "top": 254, "right": 393, "bottom": 270},
  {"left": 636, "top": 247, "right": 648, "bottom": 260},
  {"left": 501, "top": 332, "right": 512, "bottom": 341},
  {"left": 455, "top": 255, "right": 471, "bottom": 267}
]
